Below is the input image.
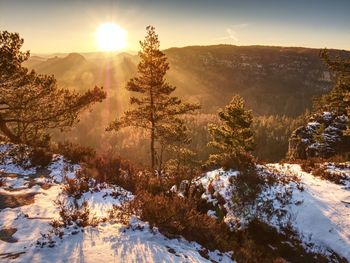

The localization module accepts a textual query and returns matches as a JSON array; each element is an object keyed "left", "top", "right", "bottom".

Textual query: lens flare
[{"left": 96, "top": 23, "right": 127, "bottom": 52}]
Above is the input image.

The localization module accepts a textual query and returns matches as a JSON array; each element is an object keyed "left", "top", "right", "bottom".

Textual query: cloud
[
  {"left": 231, "top": 23, "right": 249, "bottom": 29},
  {"left": 214, "top": 23, "right": 249, "bottom": 42},
  {"left": 214, "top": 28, "right": 238, "bottom": 42},
  {"left": 226, "top": 28, "right": 238, "bottom": 41}
]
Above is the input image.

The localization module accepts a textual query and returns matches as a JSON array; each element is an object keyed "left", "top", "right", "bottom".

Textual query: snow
[
  {"left": 196, "top": 167, "right": 297, "bottom": 229},
  {"left": 79, "top": 186, "right": 133, "bottom": 218},
  {"left": 27, "top": 219, "right": 233, "bottom": 263},
  {"left": 307, "top": 121, "right": 320, "bottom": 129},
  {"left": 0, "top": 143, "right": 234, "bottom": 263},
  {"left": 323, "top": 111, "right": 333, "bottom": 121},
  {"left": 3, "top": 177, "right": 29, "bottom": 190},
  {"left": 48, "top": 155, "right": 80, "bottom": 183},
  {"left": 198, "top": 168, "right": 239, "bottom": 206},
  {"left": 196, "top": 164, "right": 350, "bottom": 260},
  {"left": 266, "top": 163, "right": 350, "bottom": 260},
  {"left": 323, "top": 162, "right": 350, "bottom": 188},
  {"left": 2, "top": 141, "right": 349, "bottom": 261},
  {"left": 0, "top": 144, "right": 35, "bottom": 176}
]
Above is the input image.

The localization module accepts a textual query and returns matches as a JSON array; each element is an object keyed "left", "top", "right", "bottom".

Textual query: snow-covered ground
[
  {"left": 2, "top": 142, "right": 349, "bottom": 262},
  {"left": 267, "top": 163, "right": 350, "bottom": 260},
  {"left": 0, "top": 143, "right": 233, "bottom": 263},
  {"left": 197, "top": 163, "right": 350, "bottom": 261}
]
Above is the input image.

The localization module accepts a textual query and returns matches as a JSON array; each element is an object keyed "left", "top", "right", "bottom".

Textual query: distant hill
[
  {"left": 163, "top": 45, "right": 350, "bottom": 116},
  {"left": 24, "top": 45, "right": 350, "bottom": 116}
]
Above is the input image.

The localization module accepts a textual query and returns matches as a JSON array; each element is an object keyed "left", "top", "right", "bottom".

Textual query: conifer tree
[
  {"left": 107, "top": 26, "right": 200, "bottom": 171},
  {"left": 313, "top": 50, "right": 350, "bottom": 134},
  {"left": 0, "top": 31, "right": 106, "bottom": 146},
  {"left": 207, "top": 95, "right": 255, "bottom": 170}
]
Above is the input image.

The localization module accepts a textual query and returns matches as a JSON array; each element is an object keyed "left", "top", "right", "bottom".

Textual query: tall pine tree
[
  {"left": 207, "top": 95, "right": 255, "bottom": 170},
  {"left": 107, "top": 26, "right": 199, "bottom": 171}
]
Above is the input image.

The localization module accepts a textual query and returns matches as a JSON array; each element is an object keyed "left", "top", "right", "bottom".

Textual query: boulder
[{"left": 288, "top": 112, "right": 349, "bottom": 159}]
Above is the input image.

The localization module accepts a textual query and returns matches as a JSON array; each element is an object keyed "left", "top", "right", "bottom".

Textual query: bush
[
  {"left": 55, "top": 141, "right": 96, "bottom": 163},
  {"left": 52, "top": 199, "right": 97, "bottom": 228},
  {"left": 222, "top": 152, "right": 256, "bottom": 171},
  {"left": 130, "top": 190, "right": 236, "bottom": 252},
  {"left": 312, "top": 166, "right": 348, "bottom": 185},
  {"left": 30, "top": 147, "right": 53, "bottom": 167},
  {"left": 62, "top": 172, "right": 91, "bottom": 199},
  {"left": 82, "top": 154, "right": 137, "bottom": 188},
  {"left": 297, "top": 155, "right": 347, "bottom": 173},
  {"left": 108, "top": 203, "right": 133, "bottom": 225},
  {"left": 233, "top": 169, "right": 264, "bottom": 204}
]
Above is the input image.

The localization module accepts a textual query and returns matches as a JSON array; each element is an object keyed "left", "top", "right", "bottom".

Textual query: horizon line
[{"left": 30, "top": 43, "right": 350, "bottom": 57}]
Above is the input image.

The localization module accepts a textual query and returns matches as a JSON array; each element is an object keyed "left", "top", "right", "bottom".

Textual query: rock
[
  {"left": 288, "top": 112, "right": 349, "bottom": 159},
  {"left": 0, "top": 228, "right": 18, "bottom": 243}
]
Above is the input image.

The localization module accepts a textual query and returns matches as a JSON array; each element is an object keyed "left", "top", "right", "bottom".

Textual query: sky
[{"left": 0, "top": 0, "right": 349, "bottom": 53}]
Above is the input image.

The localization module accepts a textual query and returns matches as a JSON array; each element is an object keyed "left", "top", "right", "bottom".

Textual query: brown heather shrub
[
  {"left": 55, "top": 141, "right": 96, "bottom": 163},
  {"left": 297, "top": 155, "right": 347, "bottom": 173},
  {"left": 296, "top": 156, "right": 348, "bottom": 185},
  {"left": 30, "top": 147, "right": 53, "bottom": 167},
  {"left": 312, "top": 167, "right": 347, "bottom": 185},
  {"left": 80, "top": 154, "right": 181, "bottom": 195},
  {"left": 124, "top": 190, "right": 337, "bottom": 263},
  {"left": 61, "top": 169, "right": 94, "bottom": 199},
  {"left": 62, "top": 176, "right": 90, "bottom": 199},
  {"left": 298, "top": 157, "right": 325, "bottom": 173},
  {"left": 52, "top": 199, "right": 98, "bottom": 228},
  {"left": 82, "top": 154, "right": 137, "bottom": 189},
  {"left": 130, "top": 190, "right": 236, "bottom": 252},
  {"left": 108, "top": 203, "right": 133, "bottom": 225}
]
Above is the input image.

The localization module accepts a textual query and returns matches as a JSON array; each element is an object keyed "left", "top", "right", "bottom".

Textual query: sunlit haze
[{"left": 96, "top": 23, "right": 127, "bottom": 51}]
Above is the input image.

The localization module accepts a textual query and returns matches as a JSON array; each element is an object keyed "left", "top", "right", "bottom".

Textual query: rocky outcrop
[{"left": 288, "top": 112, "right": 349, "bottom": 159}]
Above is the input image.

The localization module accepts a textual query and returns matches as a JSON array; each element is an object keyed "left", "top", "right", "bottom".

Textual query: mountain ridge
[{"left": 24, "top": 45, "right": 350, "bottom": 116}]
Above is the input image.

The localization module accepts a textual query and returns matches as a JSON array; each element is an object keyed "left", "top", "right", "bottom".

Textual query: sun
[{"left": 96, "top": 23, "right": 127, "bottom": 52}]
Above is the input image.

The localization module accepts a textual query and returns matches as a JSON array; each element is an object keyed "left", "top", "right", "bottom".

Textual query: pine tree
[
  {"left": 207, "top": 95, "right": 255, "bottom": 170},
  {"left": 107, "top": 26, "right": 200, "bottom": 171},
  {"left": 313, "top": 50, "right": 350, "bottom": 135},
  {"left": 0, "top": 31, "right": 106, "bottom": 146}
]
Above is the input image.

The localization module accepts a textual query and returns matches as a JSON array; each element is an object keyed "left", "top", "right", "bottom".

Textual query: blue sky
[{"left": 0, "top": 0, "right": 349, "bottom": 53}]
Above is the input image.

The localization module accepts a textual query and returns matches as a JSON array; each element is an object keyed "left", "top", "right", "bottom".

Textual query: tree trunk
[
  {"left": 158, "top": 143, "right": 165, "bottom": 176},
  {"left": 150, "top": 126, "right": 155, "bottom": 171},
  {"left": 150, "top": 78, "right": 155, "bottom": 172}
]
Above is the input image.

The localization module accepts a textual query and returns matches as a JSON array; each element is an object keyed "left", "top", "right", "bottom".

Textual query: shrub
[
  {"left": 312, "top": 166, "right": 348, "bottom": 185},
  {"left": 55, "top": 141, "right": 96, "bottom": 163},
  {"left": 52, "top": 199, "right": 97, "bottom": 228},
  {"left": 30, "top": 147, "right": 53, "bottom": 167},
  {"left": 233, "top": 168, "right": 264, "bottom": 205},
  {"left": 222, "top": 152, "right": 256, "bottom": 172},
  {"left": 62, "top": 174, "right": 91, "bottom": 199},
  {"left": 82, "top": 154, "right": 137, "bottom": 188},
  {"left": 108, "top": 203, "right": 133, "bottom": 225},
  {"left": 0, "top": 145, "right": 31, "bottom": 168},
  {"left": 298, "top": 155, "right": 347, "bottom": 173},
  {"left": 130, "top": 191, "right": 236, "bottom": 252}
]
